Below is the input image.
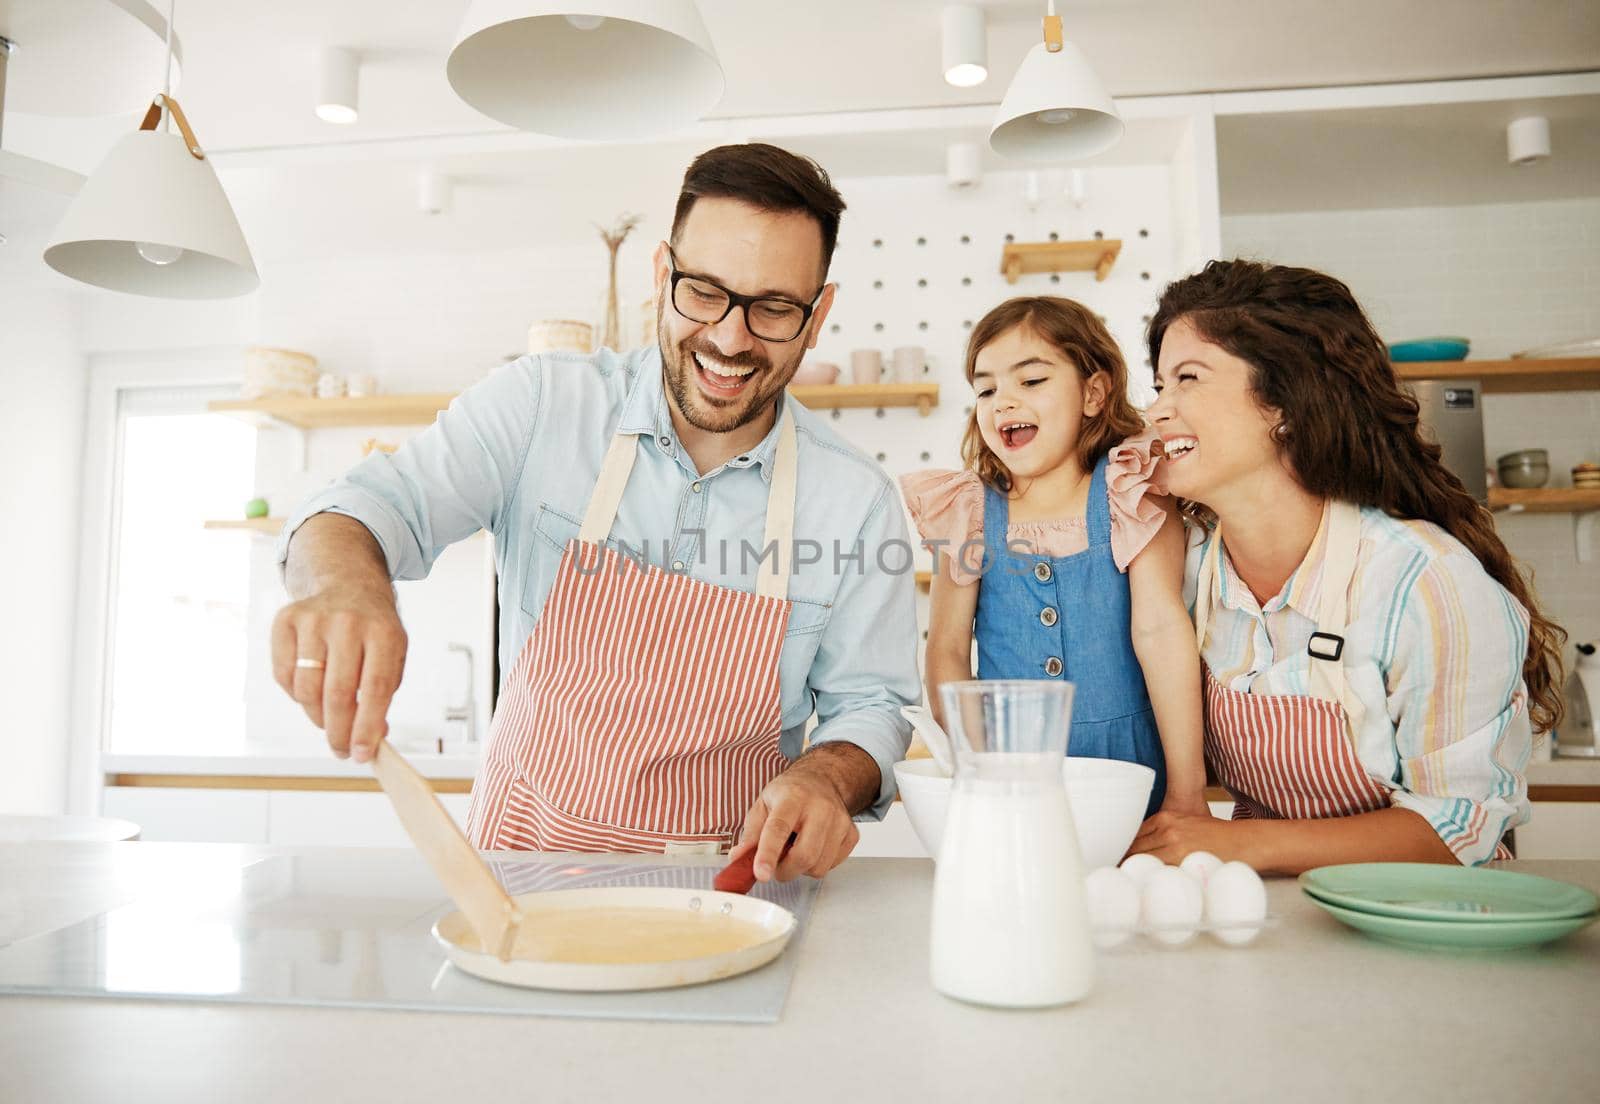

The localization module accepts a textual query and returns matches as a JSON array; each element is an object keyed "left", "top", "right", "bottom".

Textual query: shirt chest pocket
[
  {"left": 520, "top": 503, "right": 585, "bottom": 618},
  {"left": 783, "top": 596, "right": 831, "bottom": 639},
  {"left": 533, "top": 501, "right": 584, "bottom": 555}
]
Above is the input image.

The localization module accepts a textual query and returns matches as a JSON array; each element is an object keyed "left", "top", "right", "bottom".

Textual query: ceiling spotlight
[
  {"left": 418, "top": 169, "right": 452, "bottom": 215},
  {"left": 1507, "top": 116, "right": 1550, "bottom": 166},
  {"left": 946, "top": 141, "right": 981, "bottom": 189},
  {"left": 990, "top": 1, "right": 1122, "bottom": 162},
  {"left": 316, "top": 46, "right": 359, "bottom": 125},
  {"left": 941, "top": 5, "right": 987, "bottom": 88}
]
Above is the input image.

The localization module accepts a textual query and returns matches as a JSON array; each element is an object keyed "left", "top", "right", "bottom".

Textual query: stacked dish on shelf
[
  {"left": 242, "top": 347, "right": 318, "bottom": 399},
  {"left": 1299, "top": 863, "right": 1598, "bottom": 950}
]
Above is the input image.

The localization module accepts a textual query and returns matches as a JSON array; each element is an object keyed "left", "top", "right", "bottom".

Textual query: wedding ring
[{"left": 295, "top": 657, "right": 326, "bottom": 671}]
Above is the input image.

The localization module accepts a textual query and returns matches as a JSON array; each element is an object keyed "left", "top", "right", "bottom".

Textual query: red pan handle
[{"left": 713, "top": 833, "right": 797, "bottom": 894}]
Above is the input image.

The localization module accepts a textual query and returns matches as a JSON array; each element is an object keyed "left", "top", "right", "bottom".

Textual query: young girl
[{"left": 901, "top": 296, "right": 1205, "bottom": 818}]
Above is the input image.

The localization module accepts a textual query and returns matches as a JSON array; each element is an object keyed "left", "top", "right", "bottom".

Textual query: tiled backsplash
[{"left": 1223, "top": 198, "right": 1600, "bottom": 658}]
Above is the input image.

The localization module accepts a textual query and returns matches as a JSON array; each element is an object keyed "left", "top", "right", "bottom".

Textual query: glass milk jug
[{"left": 930, "top": 680, "right": 1094, "bottom": 1007}]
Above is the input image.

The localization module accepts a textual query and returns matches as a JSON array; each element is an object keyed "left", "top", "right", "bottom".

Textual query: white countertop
[
  {"left": 1527, "top": 756, "right": 1600, "bottom": 787},
  {"left": 99, "top": 747, "right": 1600, "bottom": 789},
  {"left": 1, "top": 842, "right": 1597, "bottom": 1102}
]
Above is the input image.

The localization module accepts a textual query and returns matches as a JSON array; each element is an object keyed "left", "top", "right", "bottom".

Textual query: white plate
[
  {"left": 1511, "top": 337, "right": 1600, "bottom": 359},
  {"left": 432, "top": 886, "right": 797, "bottom": 992}
]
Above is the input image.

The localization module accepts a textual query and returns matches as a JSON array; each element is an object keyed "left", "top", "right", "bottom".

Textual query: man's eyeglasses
[{"left": 666, "top": 247, "right": 823, "bottom": 343}]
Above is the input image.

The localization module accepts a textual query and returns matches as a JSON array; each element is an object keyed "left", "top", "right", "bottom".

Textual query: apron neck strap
[
  {"left": 578, "top": 433, "right": 640, "bottom": 546},
  {"left": 577, "top": 408, "right": 800, "bottom": 603},
  {"left": 1194, "top": 500, "right": 1367, "bottom": 735},
  {"left": 755, "top": 413, "right": 798, "bottom": 601},
  {"left": 1306, "top": 500, "right": 1364, "bottom": 730}
]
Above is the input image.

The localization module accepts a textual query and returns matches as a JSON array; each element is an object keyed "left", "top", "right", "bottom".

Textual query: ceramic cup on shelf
[
  {"left": 347, "top": 373, "right": 378, "bottom": 397},
  {"left": 891, "top": 346, "right": 925, "bottom": 383},
  {"left": 315, "top": 372, "right": 347, "bottom": 399},
  {"left": 792, "top": 361, "right": 840, "bottom": 386},
  {"left": 850, "top": 349, "right": 884, "bottom": 386}
]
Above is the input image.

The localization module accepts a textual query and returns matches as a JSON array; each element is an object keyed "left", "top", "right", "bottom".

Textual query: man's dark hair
[{"left": 670, "top": 143, "right": 846, "bottom": 277}]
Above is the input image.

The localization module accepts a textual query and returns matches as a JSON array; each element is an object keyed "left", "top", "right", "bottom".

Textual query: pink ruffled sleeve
[
  {"left": 898, "top": 469, "right": 986, "bottom": 586},
  {"left": 1106, "top": 428, "right": 1173, "bottom": 572}
]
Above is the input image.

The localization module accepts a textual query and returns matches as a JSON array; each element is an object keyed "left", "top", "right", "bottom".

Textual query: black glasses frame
[{"left": 666, "top": 247, "right": 824, "bottom": 343}]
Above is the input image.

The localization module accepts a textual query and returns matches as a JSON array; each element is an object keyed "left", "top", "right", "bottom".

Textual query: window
[{"left": 104, "top": 387, "right": 256, "bottom": 753}]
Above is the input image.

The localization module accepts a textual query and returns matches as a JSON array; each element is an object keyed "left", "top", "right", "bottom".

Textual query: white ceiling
[{"left": 2, "top": 1, "right": 1598, "bottom": 288}]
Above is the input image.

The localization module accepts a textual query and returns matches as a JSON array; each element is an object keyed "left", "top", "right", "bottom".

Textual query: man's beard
[{"left": 658, "top": 307, "right": 801, "bottom": 434}]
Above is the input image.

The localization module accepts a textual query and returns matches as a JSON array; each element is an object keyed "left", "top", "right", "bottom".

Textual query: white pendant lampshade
[
  {"left": 989, "top": 8, "right": 1122, "bottom": 162},
  {"left": 446, "top": 1, "right": 723, "bottom": 139},
  {"left": 44, "top": 98, "right": 257, "bottom": 298}
]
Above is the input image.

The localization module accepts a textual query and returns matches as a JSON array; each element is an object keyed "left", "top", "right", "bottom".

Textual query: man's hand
[
  {"left": 273, "top": 515, "right": 407, "bottom": 763},
  {"left": 729, "top": 743, "right": 879, "bottom": 882}
]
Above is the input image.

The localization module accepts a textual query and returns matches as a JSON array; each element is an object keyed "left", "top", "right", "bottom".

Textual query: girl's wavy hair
[
  {"left": 1147, "top": 258, "right": 1566, "bottom": 733},
  {"left": 961, "top": 297, "right": 1144, "bottom": 494}
]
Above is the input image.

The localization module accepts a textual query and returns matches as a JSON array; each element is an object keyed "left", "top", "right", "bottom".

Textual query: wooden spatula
[{"left": 371, "top": 739, "right": 523, "bottom": 960}]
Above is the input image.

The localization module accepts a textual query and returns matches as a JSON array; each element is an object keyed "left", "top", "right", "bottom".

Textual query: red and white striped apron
[
  {"left": 466, "top": 412, "right": 798, "bottom": 854},
  {"left": 1194, "top": 502, "right": 1512, "bottom": 858}
]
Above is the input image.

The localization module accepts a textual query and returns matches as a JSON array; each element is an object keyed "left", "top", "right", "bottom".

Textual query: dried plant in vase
[{"left": 597, "top": 213, "right": 643, "bottom": 352}]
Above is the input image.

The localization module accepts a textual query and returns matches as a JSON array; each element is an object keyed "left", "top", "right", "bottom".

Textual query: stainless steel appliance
[
  {"left": 1555, "top": 642, "right": 1600, "bottom": 758},
  {"left": 1408, "top": 379, "right": 1487, "bottom": 502}
]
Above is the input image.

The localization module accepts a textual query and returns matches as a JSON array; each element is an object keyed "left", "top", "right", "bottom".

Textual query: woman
[{"left": 1129, "top": 259, "right": 1565, "bottom": 873}]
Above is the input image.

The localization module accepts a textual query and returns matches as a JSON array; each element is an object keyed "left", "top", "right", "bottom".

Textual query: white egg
[
  {"left": 1140, "top": 866, "right": 1203, "bottom": 946},
  {"left": 1118, "top": 852, "right": 1165, "bottom": 888},
  {"left": 1179, "top": 850, "right": 1224, "bottom": 886},
  {"left": 1085, "top": 867, "right": 1141, "bottom": 948},
  {"left": 1204, "top": 860, "right": 1267, "bottom": 946}
]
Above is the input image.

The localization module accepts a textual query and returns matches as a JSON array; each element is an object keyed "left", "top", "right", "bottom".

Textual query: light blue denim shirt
[{"left": 277, "top": 346, "right": 919, "bottom": 818}]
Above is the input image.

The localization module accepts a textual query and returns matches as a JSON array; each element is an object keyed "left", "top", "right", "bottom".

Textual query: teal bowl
[{"left": 1389, "top": 337, "right": 1470, "bottom": 362}]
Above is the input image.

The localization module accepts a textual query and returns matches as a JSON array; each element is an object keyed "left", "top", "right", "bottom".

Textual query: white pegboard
[
  {"left": 811, "top": 165, "right": 1193, "bottom": 480},
  {"left": 804, "top": 164, "right": 1206, "bottom": 649}
]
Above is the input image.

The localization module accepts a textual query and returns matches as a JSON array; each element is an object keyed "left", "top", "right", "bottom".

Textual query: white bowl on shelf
[{"left": 892, "top": 756, "right": 1154, "bottom": 868}]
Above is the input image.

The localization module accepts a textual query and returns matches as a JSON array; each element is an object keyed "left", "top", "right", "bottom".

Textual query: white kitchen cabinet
[
  {"left": 267, "top": 791, "right": 471, "bottom": 848},
  {"left": 852, "top": 803, "right": 929, "bottom": 859},
  {"left": 1516, "top": 803, "right": 1600, "bottom": 860},
  {"left": 102, "top": 787, "right": 271, "bottom": 844},
  {"left": 100, "top": 787, "right": 472, "bottom": 847}
]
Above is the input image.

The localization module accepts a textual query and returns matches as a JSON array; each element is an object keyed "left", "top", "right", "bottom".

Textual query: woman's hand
[
  {"left": 1127, "top": 809, "right": 1255, "bottom": 866},
  {"left": 1156, "top": 791, "right": 1213, "bottom": 819}
]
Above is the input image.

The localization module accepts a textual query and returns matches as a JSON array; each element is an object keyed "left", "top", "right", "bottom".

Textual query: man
[{"left": 272, "top": 143, "right": 919, "bottom": 884}]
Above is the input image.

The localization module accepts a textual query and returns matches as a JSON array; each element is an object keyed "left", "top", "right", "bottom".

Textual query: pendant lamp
[
  {"left": 446, "top": 1, "right": 723, "bottom": 139},
  {"left": 989, "top": 0, "right": 1122, "bottom": 162},
  {"left": 43, "top": 0, "right": 257, "bottom": 298}
]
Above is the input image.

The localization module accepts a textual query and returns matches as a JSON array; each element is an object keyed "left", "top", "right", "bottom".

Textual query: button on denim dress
[{"left": 974, "top": 454, "right": 1166, "bottom": 815}]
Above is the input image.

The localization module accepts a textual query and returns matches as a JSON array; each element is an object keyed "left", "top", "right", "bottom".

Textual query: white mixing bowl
[{"left": 892, "top": 756, "right": 1156, "bottom": 869}]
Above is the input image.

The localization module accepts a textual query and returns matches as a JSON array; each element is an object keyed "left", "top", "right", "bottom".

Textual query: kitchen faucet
[{"left": 444, "top": 642, "right": 478, "bottom": 749}]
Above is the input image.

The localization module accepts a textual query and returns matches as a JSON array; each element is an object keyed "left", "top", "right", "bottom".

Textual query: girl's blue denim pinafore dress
[{"left": 973, "top": 454, "right": 1166, "bottom": 815}]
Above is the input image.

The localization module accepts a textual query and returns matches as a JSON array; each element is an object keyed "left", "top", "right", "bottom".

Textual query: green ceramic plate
[
  {"left": 1306, "top": 895, "right": 1597, "bottom": 951},
  {"left": 1299, "top": 864, "right": 1598, "bottom": 924}
]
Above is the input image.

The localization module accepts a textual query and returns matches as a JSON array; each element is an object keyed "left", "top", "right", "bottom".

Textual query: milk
[{"left": 929, "top": 754, "right": 1095, "bottom": 1007}]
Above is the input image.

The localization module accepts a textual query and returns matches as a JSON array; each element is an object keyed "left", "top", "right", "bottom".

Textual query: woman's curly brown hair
[
  {"left": 961, "top": 297, "right": 1145, "bottom": 494},
  {"left": 1147, "top": 259, "right": 1566, "bottom": 733}
]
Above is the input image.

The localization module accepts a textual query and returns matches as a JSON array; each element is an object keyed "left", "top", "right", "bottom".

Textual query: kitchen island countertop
[{"left": 1, "top": 842, "right": 1596, "bottom": 1102}]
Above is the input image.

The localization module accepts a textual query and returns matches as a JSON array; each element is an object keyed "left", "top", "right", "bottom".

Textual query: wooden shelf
[
  {"left": 209, "top": 393, "right": 455, "bottom": 429},
  {"left": 790, "top": 382, "right": 939, "bottom": 416},
  {"left": 204, "top": 517, "right": 284, "bottom": 534},
  {"left": 1394, "top": 357, "right": 1600, "bottom": 394},
  {"left": 1488, "top": 487, "right": 1600, "bottom": 514},
  {"left": 1000, "top": 239, "right": 1121, "bottom": 284}
]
